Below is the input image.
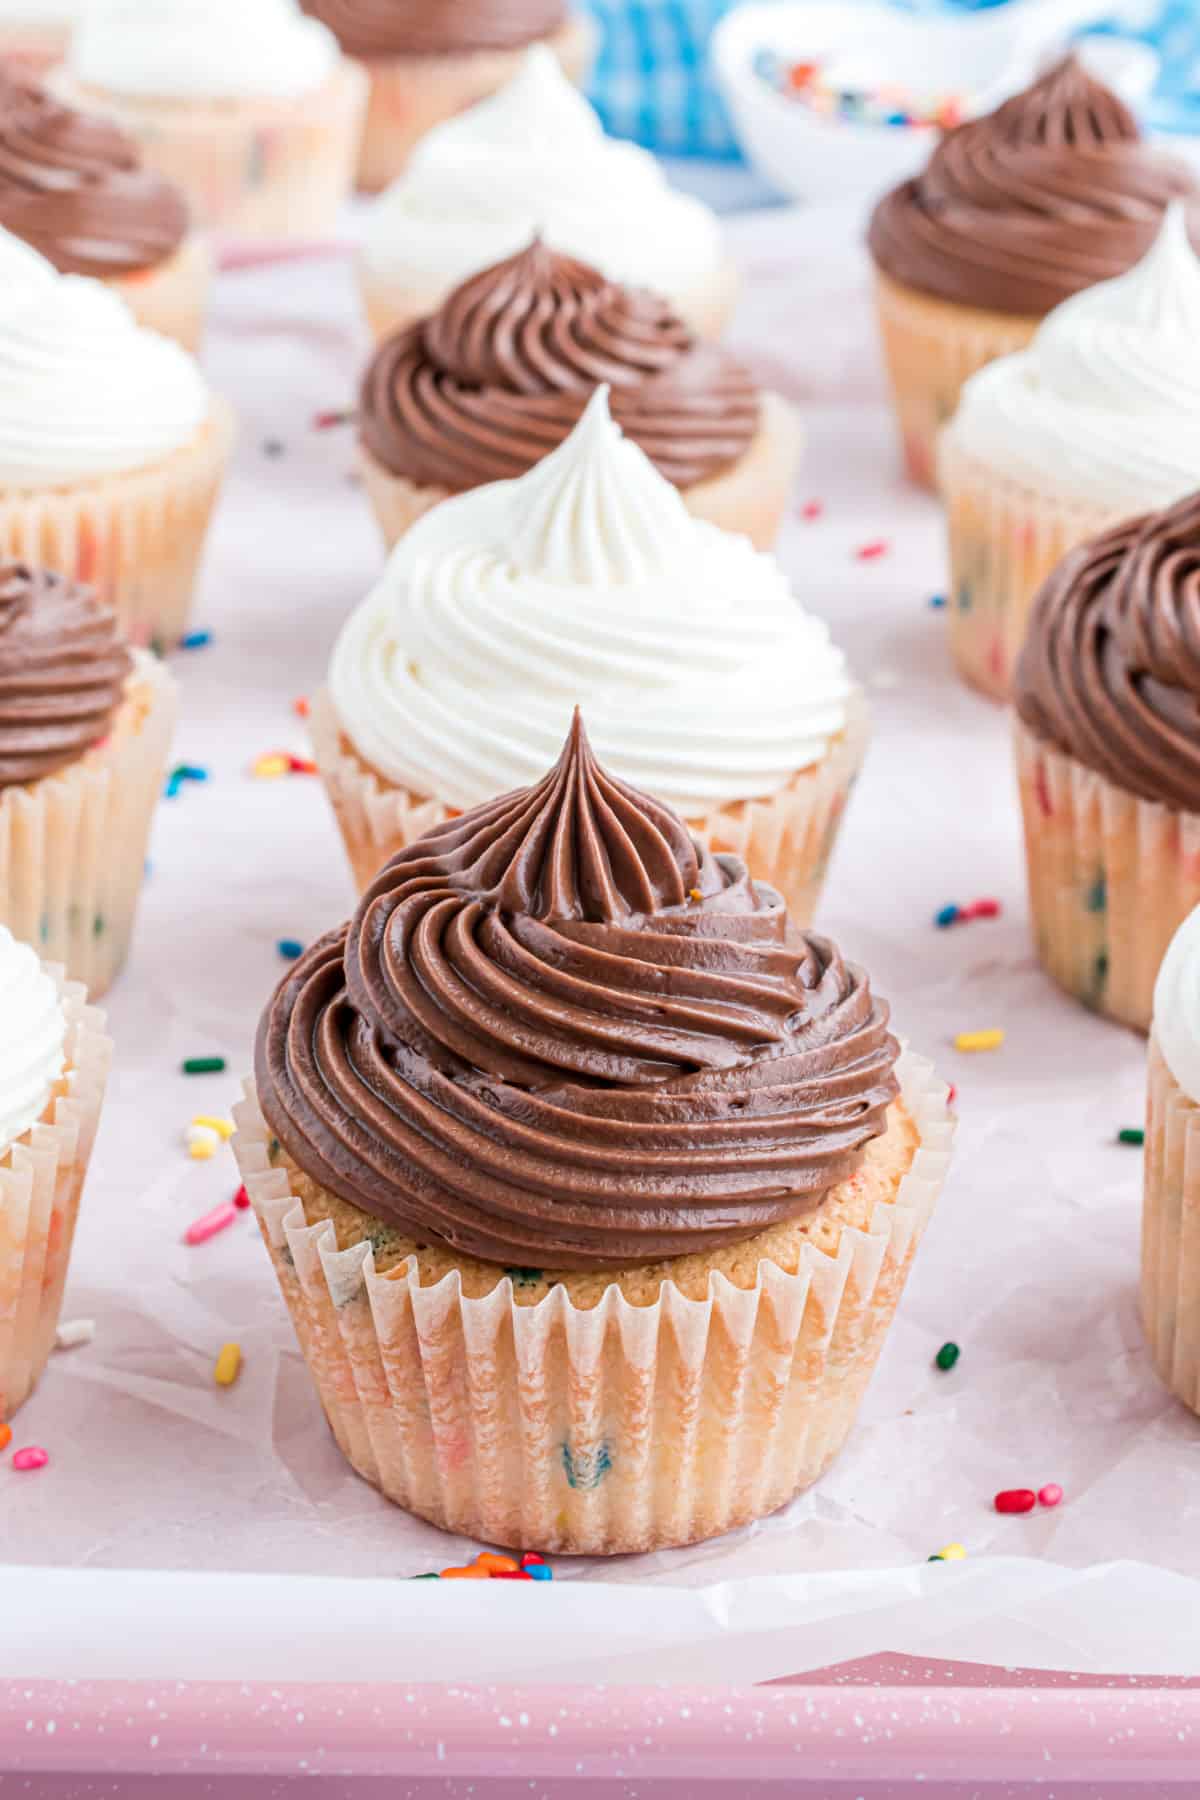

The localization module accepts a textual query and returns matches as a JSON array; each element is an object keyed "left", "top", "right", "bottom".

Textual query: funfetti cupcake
[
  {"left": 0, "top": 2, "right": 78, "bottom": 77},
  {"left": 57, "top": 0, "right": 367, "bottom": 239},
  {"left": 869, "top": 56, "right": 1198, "bottom": 491},
  {"left": 235, "top": 713, "right": 954, "bottom": 1554},
  {"left": 359, "top": 238, "right": 803, "bottom": 553},
  {"left": 314, "top": 389, "right": 862, "bottom": 920},
  {"left": 0, "top": 245, "right": 234, "bottom": 646},
  {"left": 0, "top": 926, "right": 111, "bottom": 1420},
  {"left": 0, "top": 69, "right": 210, "bottom": 352},
  {"left": 1014, "top": 490, "right": 1200, "bottom": 1034},
  {"left": 298, "top": 0, "right": 595, "bottom": 195},
  {"left": 940, "top": 205, "right": 1200, "bottom": 702},
  {"left": 1143, "top": 907, "right": 1200, "bottom": 1413},
  {"left": 359, "top": 46, "right": 735, "bottom": 345}
]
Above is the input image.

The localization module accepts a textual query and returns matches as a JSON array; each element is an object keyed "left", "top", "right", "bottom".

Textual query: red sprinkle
[
  {"left": 1038, "top": 1483, "right": 1064, "bottom": 1509},
  {"left": 12, "top": 1446, "right": 49, "bottom": 1472},
  {"left": 520, "top": 1553, "right": 545, "bottom": 1568},
  {"left": 946, "top": 1083, "right": 957, "bottom": 1108},
  {"left": 490, "top": 1570, "right": 533, "bottom": 1581},
  {"left": 313, "top": 408, "right": 353, "bottom": 430},
  {"left": 185, "top": 1201, "right": 238, "bottom": 1246},
  {"left": 966, "top": 898, "right": 1002, "bottom": 920},
  {"left": 994, "top": 1488, "right": 1037, "bottom": 1515},
  {"left": 855, "top": 539, "right": 890, "bottom": 562},
  {"left": 799, "top": 499, "right": 824, "bottom": 521},
  {"left": 293, "top": 696, "right": 311, "bottom": 719},
  {"left": 233, "top": 1184, "right": 251, "bottom": 1212},
  {"left": 287, "top": 754, "right": 318, "bottom": 775}
]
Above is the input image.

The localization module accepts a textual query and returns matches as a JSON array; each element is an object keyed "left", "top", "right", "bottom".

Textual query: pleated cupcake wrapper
[
  {"left": 1142, "top": 1040, "right": 1200, "bottom": 1414},
  {"left": 0, "top": 976, "right": 112, "bottom": 1420},
  {"left": 873, "top": 269, "right": 1039, "bottom": 493},
  {"left": 55, "top": 63, "right": 367, "bottom": 239},
  {"left": 311, "top": 684, "right": 868, "bottom": 925},
  {"left": 233, "top": 1049, "right": 952, "bottom": 1555},
  {"left": 0, "top": 399, "right": 235, "bottom": 649},
  {"left": 105, "top": 232, "right": 213, "bottom": 357},
  {"left": 940, "top": 436, "right": 1123, "bottom": 703},
  {"left": 360, "top": 392, "right": 804, "bottom": 556},
  {"left": 0, "top": 652, "right": 177, "bottom": 998},
  {"left": 1015, "top": 719, "right": 1200, "bottom": 1034},
  {"left": 352, "top": 13, "right": 597, "bottom": 194}
]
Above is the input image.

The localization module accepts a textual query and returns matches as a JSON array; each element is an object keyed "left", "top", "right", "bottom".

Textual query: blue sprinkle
[
  {"left": 179, "top": 629, "right": 212, "bottom": 650},
  {"left": 277, "top": 939, "right": 304, "bottom": 961},
  {"left": 561, "top": 1442, "right": 612, "bottom": 1491},
  {"left": 525, "top": 1563, "right": 553, "bottom": 1581},
  {"left": 164, "top": 773, "right": 183, "bottom": 800},
  {"left": 178, "top": 764, "right": 209, "bottom": 782},
  {"left": 935, "top": 904, "right": 960, "bottom": 929},
  {"left": 929, "top": 593, "right": 947, "bottom": 610}
]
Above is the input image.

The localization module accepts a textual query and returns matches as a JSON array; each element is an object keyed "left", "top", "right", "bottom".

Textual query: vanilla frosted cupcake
[
  {"left": 0, "top": 926, "right": 112, "bottom": 1419},
  {"left": 360, "top": 47, "right": 735, "bottom": 344},
  {"left": 360, "top": 239, "right": 802, "bottom": 552},
  {"left": 315, "top": 389, "right": 862, "bottom": 920},
  {"left": 237, "top": 715, "right": 953, "bottom": 1553},
  {"left": 1143, "top": 908, "right": 1200, "bottom": 1412},
  {"left": 299, "top": 0, "right": 594, "bottom": 194},
  {"left": 58, "top": 0, "right": 367, "bottom": 238},
  {"left": 0, "top": 241, "right": 233, "bottom": 645},
  {"left": 941, "top": 206, "right": 1200, "bottom": 702},
  {"left": 870, "top": 57, "right": 1198, "bottom": 491},
  {"left": 1014, "top": 489, "right": 1200, "bottom": 1033},
  {"left": 0, "top": 69, "right": 210, "bottom": 352},
  {"left": 0, "top": 1, "right": 78, "bottom": 76}
]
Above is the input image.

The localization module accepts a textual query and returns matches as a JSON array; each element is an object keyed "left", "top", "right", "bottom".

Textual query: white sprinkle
[{"left": 55, "top": 1319, "right": 96, "bottom": 1351}]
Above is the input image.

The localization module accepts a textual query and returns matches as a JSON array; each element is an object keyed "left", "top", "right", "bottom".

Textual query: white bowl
[{"left": 712, "top": 1, "right": 1160, "bottom": 209}]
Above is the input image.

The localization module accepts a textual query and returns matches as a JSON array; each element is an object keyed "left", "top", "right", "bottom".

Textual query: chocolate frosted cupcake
[
  {"left": 1014, "top": 490, "right": 1200, "bottom": 1033},
  {"left": 235, "top": 715, "right": 953, "bottom": 1553},
  {"left": 359, "top": 239, "right": 802, "bottom": 551},
  {"left": 299, "top": 0, "right": 595, "bottom": 194},
  {"left": 0, "top": 69, "right": 209, "bottom": 351},
  {"left": 869, "top": 56, "right": 1198, "bottom": 488},
  {"left": 0, "top": 563, "right": 176, "bottom": 994}
]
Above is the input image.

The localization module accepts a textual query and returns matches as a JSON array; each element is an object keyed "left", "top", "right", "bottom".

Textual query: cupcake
[
  {"left": 1014, "top": 489, "right": 1200, "bottom": 1034},
  {"left": 941, "top": 205, "right": 1200, "bottom": 702},
  {"left": 869, "top": 56, "right": 1198, "bottom": 491},
  {"left": 0, "top": 68, "right": 210, "bottom": 352},
  {"left": 0, "top": 927, "right": 111, "bottom": 1419},
  {"left": 0, "top": 2, "right": 77, "bottom": 77},
  {"left": 0, "top": 562, "right": 177, "bottom": 994},
  {"left": 315, "top": 389, "right": 862, "bottom": 920},
  {"left": 1142, "top": 908, "right": 1200, "bottom": 1413},
  {"left": 298, "top": 0, "right": 595, "bottom": 195},
  {"left": 359, "top": 46, "right": 736, "bottom": 345},
  {"left": 235, "top": 714, "right": 953, "bottom": 1554},
  {"left": 359, "top": 238, "right": 803, "bottom": 553},
  {"left": 57, "top": 0, "right": 367, "bottom": 239},
  {"left": 0, "top": 243, "right": 234, "bottom": 646}
]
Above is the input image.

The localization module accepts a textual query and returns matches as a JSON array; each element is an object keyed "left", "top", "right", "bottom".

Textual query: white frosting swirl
[
  {"left": 71, "top": 0, "right": 339, "bottom": 101},
  {"left": 362, "top": 46, "right": 724, "bottom": 305},
  {"left": 0, "top": 927, "right": 66, "bottom": 1156},
  {"left": 1154, "top": 906, "right": 1200, "bottom": 1106},
  {"left": 0, "top": 267, "right": 210, "bottom": 488},
  {"left": 330, "top": 389, "right": 853, "bottom": 816},
  {"left": 945, "top": 205, "right": 1200, "bottom": 510},
  {"left": 0, "top": 221, "right": 56, "bottom": 289}
]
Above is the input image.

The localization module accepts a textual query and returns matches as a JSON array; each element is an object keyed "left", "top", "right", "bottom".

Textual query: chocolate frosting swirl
[
  {"left": 359, "top": 238, "right": 760, "bottom": 491},
  {"left": 1015, "top": 491, "right": 1200, "bottom": 812},
  {"left": 0, "top": 563, "right": 132, "bottom": 788},
  {"left": 256, "top": 715, "right": 899, "bottom": 1271},
  {"left": 0, "top": 71, "right": 189, "bottom": 278},
  {"left": 868, "top": 57, "right": 1199, "bottom": 316},
  {"left": 299, "top": 0, "right": 566, "bottom": 59}
]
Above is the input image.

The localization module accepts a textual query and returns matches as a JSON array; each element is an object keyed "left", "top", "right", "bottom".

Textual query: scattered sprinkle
[
  {"left": 440, "top": 1564, "right": 491, "bottom": 1581},
  {"left": 947, "top": 1083, "right": 957, "bottom": 1107},
  {"left": 927, "top": 1554, "right": 944, "bottom": 1562},
  {"left": 994, "top": 1488, "right": 1037, "bottom": 1515},
  {"left": 287, "top": 754, "right": 317, "bottom": 775},
  {"left": 252, "top": 752, "right": 290, "bottom": 780},
  {"left": 938, "top": 1543, "right": 967, "bottom": 1561},
  {"left": 183, "top": 1056, "right": 226, "bottom": 1076},
  {"left": 0, "top": 1423, "right": 11, "bottom": 1452},
  {"left": 187, "top": 1124, "right": 220, "bottom": 1160},
  {"left": 55, "top": 1319, "right": 95, "bottom": 1351},
  {"left": 955, "top": 1029, "right": 1005, "bottom": 1054},
  {"left": 214, "top": 1343, "right": 242, "bottom": 1387},
  {"left": 192, "top": 1115, "right": 235, "bottom": 1141},
  {"left": 967, "top": 897, "right": 1001, "bottom": 920},
  {"left": 277, "top": 939, "right": 304, "bottom": 961},
  {"left": 12, "top": 1446, "right": 48, "bottom": 1472},
  {"left": 185, "top": 1201, "right": 238, "bottom": 1247},
  {"left": 233, "top": 1184, "right": 251, "bottom": 1211},
  {"left": 417, "top": 1549, "right": 554, "bottom": 1582},
  {"left": 935, "top": 904, "right": 960, "bottom": 929},
  {"left": 929, "top": 593, "right": 947, "bottom": 609},
  {"left": 799, "top": 499, "right": 824, "bottom": 521},
  {"left": 855, "top": 539, "right": 889, "bottom": 562},
  {"left": 1118, "top": 1127, "right": 1145, "bottom": 1147},
  {"left": 935, "top": 1341, "right": 960, "bottom": 1372},
  {"left": 314, "top": 408, "right": 355, "bottom": 430},
  {"left": 165, "top": 763, "right": 208, "bottom": 800},
  {"left": 262, "top": 438, "right": 285, "bottom": 458},
  {"left": 524, "top": 1561, "right": 553, "bottom": 1581},
  {"left": 1038, "top": 1483, "right": 1064, "bottom": 1509},
  {"left": 475, "top": 1552, "right": 520, "bottom": 1573},
  {"left": 491, "top": 1570, "right": 533, "bottom": 1580},
  {"left": 293, "top": 695, "right": 310, "bottom": 719},
  {"left": 179, "top": 629, "right": 211, "bottom": 650},
  {"left": 937, "top": 899, "right": 1002, "bottom": 930},
  {"left": 689, "top": 888, "right": 703, "bottom": 902}
]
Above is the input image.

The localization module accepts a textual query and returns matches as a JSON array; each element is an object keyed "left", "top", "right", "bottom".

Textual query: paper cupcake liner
[
  {"left": 312, "top": 686, "right": 868, "bottom": 924},
  {"left": 54, "top": 63, "right": 367, "bottom": 239},
  {"left": 0, "top": 974, "right": 112, "bottom": 1420},
  {"left": 0, "top": 23, "right": 69, "bottom": 75},
  {"left": 940, "top": 436, "right": 1125, "bottom": 703},
  {"left": 1015, "top": 719, "right": 1200, "bottom": 1033},
  {"left": 360, "top": 391, "right": 804, "bottom": 554},
  {"left": 104, "top": 232, "right": 213, "bottom": 356},
  {"left": 0, "top": 651, "right": 177, "bottom": 998},
  {"left": 0, "top": 399, "right": 235, "bottom": 649},
  {"left": 873, "top": 269, "right": 1039, "bottom": 493},
  {"left": 353, "top": 13, "right": 597, "bottom": 194},
  {"left": 233, "top": 1048, "right": 952, "bottom": 1555},
  {"left": 1142, "top": 1039, "right": 1200, "bottom": 1414}
]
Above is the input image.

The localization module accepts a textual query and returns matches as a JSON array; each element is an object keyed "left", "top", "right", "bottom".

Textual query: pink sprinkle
[
  {"left": 947, "top": 1083, "right": 958, "bottom": 1108},
  {"left": 967, "top": 898, "right": 1002, "bottom": 920},
  {"left": 799, "top": 500, "right": 824, "bottom": 521},
  {"left": 185, "top": 1201, "right": 238, "bottom": 1246},
  {"left": 1038, "top": 1483, "right": 1064, "bottom": 1509},
  {"left": 12, "top": 1446, "right": 48, "bottom": 1472},
  {"left": 856, "top": 540, "right": 890, "bottom": 562},
  {"left": 233, "top": 1184, "right": 251, "bottom": 1212},
  {"left": 313, "top": 408, "right": 352, "bottom": 431}
]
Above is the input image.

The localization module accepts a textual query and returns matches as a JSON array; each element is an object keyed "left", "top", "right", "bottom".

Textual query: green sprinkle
[
  {"left": 505, "top": 1267, "right": 544, "bottom": 1288},
  {"left": 411, "top": 1572, "right": 440, "bottom": 1580},
  {"left": 927, "top": 1554, "right": 945, "bottom": 1562},
  {"left": 1118, "top": 1127, "right": 1145, "bottom": 1147},
  {"left": 183, "top": 1056, "right": 226, "bottom": 1075},
  {"left": 1085, "top": 874, "right": 1108, "bottom": 914},
  {"left": 935, "top": 1341, "right": 960, "bottom": 1372},
  {"left": 268, "top": 1137, "right": 280, "bottom": 1162}
]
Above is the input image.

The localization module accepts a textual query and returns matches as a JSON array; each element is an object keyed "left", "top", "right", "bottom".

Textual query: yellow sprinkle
[
  {"left": 689, "top": 888, "right": 702, "bottom": 902},
  {"left": 192, "top": 1115, "right": 235, "bottom": 1140},
  {"left": 252, "top": 754, "right": 289, "bottom": 780},
  {"left": 189, "top": 1139, "right": 217, "bottom": 1161},
  {"left": 954, "top": 1029, "right": 1005, "bottom": 1054},
  {"left": 214, "top": 1342, "right": 242, "bottom": 1387},
  {"left": 938, "top": 1542, "right": 968, "bottom": 1562}
]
